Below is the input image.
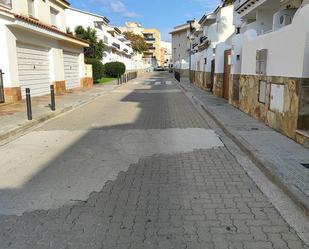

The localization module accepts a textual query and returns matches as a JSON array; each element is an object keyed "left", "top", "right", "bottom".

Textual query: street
[{"left": 0, "top": 72, "right": 307, "bottom": 249}]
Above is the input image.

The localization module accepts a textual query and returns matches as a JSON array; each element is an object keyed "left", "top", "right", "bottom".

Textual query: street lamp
[{"left": 187, "top": 20, "right": 195, "bottom": 84}]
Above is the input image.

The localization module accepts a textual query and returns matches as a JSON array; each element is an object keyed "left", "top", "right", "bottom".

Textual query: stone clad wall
[
  {"left": 239, "top": 75, "right": 301, "bottom": 139},
  {"left": 53, "top": 81, "right": 66, "bottom": 95},
  {"left": 229, "top": 74, "right": 240, "bottom": 108},
  {"left": 190, "top": 71, "right": 213, "bottom": 92},
  {"left": 213, "top": 73, "right": 224, "bottom": 97},
  {"left": 175, "top": 69, "right": 189, "bottom": 78},
  {"left": 298, "top": 79, "right": 309, "bottom": 130}
]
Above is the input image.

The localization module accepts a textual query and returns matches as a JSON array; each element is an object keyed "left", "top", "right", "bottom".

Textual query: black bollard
[
  {"left": 25, "top": 88, "right": 32, "bottom": 120},
  {"left": 50, "top": 85, "right": 55, "bottom": 111}
]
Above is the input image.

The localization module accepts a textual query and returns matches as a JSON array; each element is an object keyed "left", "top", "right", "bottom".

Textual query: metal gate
[{"left": 0, "top": 70, "right": 5, "bottom": 103}]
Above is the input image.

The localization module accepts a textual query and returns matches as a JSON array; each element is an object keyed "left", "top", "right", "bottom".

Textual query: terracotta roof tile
[{"left": 0, "top": 7, "right": 88, "bottom": 46}]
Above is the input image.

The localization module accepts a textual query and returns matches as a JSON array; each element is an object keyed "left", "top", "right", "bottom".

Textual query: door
[
  {"left": 17, "top": 43, "right": 51, "bottom": 98},
  {"left": 0, "top": 69, "right": 4, "bottom": 103},
  {"left": 63, "top": 52, "right": 80, "bottom": 89},
  {"left": 210, "top": 59, "right": 215, "bottom": 92},
  {"left": 223, "top": 49, "right": 231, "bottom": 100}
]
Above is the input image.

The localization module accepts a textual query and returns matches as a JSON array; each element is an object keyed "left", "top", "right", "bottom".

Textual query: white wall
[
  {"left": 231, "top": 33, "right": 243, "bottom": 74},
  {"left": 241, "top": 4, "right": 309, "bottom": 78},
  {"left": 171, "top": 30, "right": 189, "bottom": 68}
]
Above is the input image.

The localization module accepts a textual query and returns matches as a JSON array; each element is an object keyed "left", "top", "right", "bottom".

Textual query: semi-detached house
[
  {"left": 174, "top": 0, "right": 309, "bottom": 147},
  {"left": 0, "top": 0, "right": 89, "bottom": 103},
  {"left": 230, "top": 0, "right": 309, "bottom": 146}
]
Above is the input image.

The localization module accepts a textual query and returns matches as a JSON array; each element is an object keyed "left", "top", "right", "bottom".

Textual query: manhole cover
[{"left": 301, "top": 163, "right": 309, "bottom": 169}]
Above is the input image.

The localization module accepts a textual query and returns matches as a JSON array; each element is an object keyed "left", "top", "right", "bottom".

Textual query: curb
[{"left": 175, "top": 79, "right": 309, "bottom": 217}]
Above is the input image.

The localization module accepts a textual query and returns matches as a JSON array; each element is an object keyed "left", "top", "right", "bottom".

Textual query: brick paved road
[{"left": 0, "top": 73, "right": 307, "bottom": 249}]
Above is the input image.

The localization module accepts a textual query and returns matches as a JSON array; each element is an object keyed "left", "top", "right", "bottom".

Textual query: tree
[
  {"left": 222, "top": 0, "right": 235, "bottom": 6},
  {"left": 123, "top": 31, "right": 148, "bottom": 54},
  {"left": 74, "top": 26, "right": 105, "bottom": 60}
]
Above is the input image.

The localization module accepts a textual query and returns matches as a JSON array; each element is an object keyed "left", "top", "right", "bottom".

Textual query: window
[
  {"left": 27, "top": 0, "right": 36, "bottom": 18},
  {"left": 50, "top": 8, "right": 59, "bottom": 27},
  {"left": 256, "top": 49, "right": 267, "bottom": 75},
  {"left": 0, "top": 0, "right": 12, "bottom": 9},
  {"left": 103, "top": 35, "right": 108, "bottom": 44},
  {"left": 258, "top": 80, "right": 266, "bottom": 104}
]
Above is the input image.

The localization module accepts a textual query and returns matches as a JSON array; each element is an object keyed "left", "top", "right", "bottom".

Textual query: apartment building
[
  {"left": 120, "top": 22, "right": 162, "bottom": 68},
  {"left": 65, "top": 8, "right": 135, "bottom": 70},
  {"left": 143, "top": 28, "right": 161, "bottom": 67},
  {"left": 170, "top": 22, "right": 196, "bottom": 77},
  {"left": 160, "top": 41, "right": 172, "bottom": 67},
  {"left": 0, "top": 0, "right": 89, "bottom": 103}
]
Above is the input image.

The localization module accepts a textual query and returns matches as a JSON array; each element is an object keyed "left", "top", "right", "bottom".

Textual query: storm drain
[
  {"left": 251, "top": 128, "right": 259, "bottom": 131},
  {"left": 301, "top": 163, "right": 309, "bottom": 169}
]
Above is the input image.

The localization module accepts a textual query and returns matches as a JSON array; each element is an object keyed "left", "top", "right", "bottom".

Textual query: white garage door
[
  {"left": 17, "top": 43, "right": 51, "bottom": 98},
  {"left": 63, "top": 52, "right": 80, "bottom": 89}
]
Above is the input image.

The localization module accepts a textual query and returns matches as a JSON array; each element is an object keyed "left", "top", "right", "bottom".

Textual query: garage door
[
  {"left": 17, "top": 43, "right": 51, "bottom": 98},
  {"left": 63, "top": 52, "right": 80, "bottom": 89}
]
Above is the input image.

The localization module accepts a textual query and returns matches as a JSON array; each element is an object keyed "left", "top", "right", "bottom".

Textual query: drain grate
[
  {"left": 251, "top": 128, "right": 259, "bottom": 131},
  {"left": 301, "top": 163, "right": 309, "bottom": 169}
]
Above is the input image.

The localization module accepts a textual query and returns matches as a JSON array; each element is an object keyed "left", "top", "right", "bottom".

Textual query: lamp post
[{"left": 187, "top": 20, "right": 195, "bottom": 84}]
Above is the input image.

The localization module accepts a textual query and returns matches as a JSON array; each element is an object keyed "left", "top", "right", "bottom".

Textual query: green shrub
[
  {"left": 104, "top": 62, "right": 126, "bottom": 77},
  {"left": 85, "top": 58, "right": 104, "bottom": 81}
]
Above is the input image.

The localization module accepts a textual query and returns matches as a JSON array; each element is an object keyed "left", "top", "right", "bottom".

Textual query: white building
[
  {"left": 65, "top": 8, "right": 136, "bottom": 70},
  {"left": 189, "top": 5, "right": 235, "bottom": 94},
  {"left": 231, "top": 0, "right": 309, "bottom": 144},
  {"left": 170, "top": 22, "right": 198, "bottom": 76},
  {"left": 160, "top": 41, "right": 172, "bottom": 67},
  {"left": 0, "top": 0, "right": 89, "bottom": 103}
]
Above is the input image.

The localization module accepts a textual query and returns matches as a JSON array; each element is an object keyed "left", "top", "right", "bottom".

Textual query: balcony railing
[
  {"left": 234, "top": 0, "right": 249, "bottom": 10},
  {"left": 145, "top": 37, "right": 155, "bottom": 41},
  {"left": 112, "top": 42, "right": 120, "bottom": 49},
  {"left": 0, "top": 0, "right": 12, "bottom": 8}
]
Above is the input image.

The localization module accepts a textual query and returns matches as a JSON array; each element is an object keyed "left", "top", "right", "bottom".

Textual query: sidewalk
[
  {"left": 0, "top": 80, "right": 119, "bottom": 142},
  {"left": 178, "top": 77, "right": 309, "bottom": 214}
]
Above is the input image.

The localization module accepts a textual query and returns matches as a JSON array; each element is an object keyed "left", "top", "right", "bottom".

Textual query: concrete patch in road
[{"left": 0, "top": 128, "right": 223, "bottom": 215}]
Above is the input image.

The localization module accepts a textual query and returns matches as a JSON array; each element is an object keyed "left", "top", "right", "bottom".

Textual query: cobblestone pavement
[{"left": 0, "top": 73, "right": 308, "bottom": 249}]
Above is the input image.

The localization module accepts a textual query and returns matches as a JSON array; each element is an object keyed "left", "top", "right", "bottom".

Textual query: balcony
[
  {"left": 112, "top": 42, "right": 120, "bottom": 50},
  {"left": 234, "top": 0, "right": 264, "bottom": 15},
  {"left": 0, "top": 0, "right": 11, "bottom": 8}
]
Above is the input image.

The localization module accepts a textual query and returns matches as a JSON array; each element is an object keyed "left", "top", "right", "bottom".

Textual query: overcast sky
[{"left": 69, "top": 0, "right": 221, "bottom": 42}]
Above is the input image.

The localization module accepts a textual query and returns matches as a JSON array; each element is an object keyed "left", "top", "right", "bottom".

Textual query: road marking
[{"left": 154, "top": 82, "right": 161, "bottom": 85}]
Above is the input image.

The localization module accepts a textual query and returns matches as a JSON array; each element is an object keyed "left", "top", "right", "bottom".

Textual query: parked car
[{"left": 154, "top": 66, "right": 165, "bottom": 71}]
